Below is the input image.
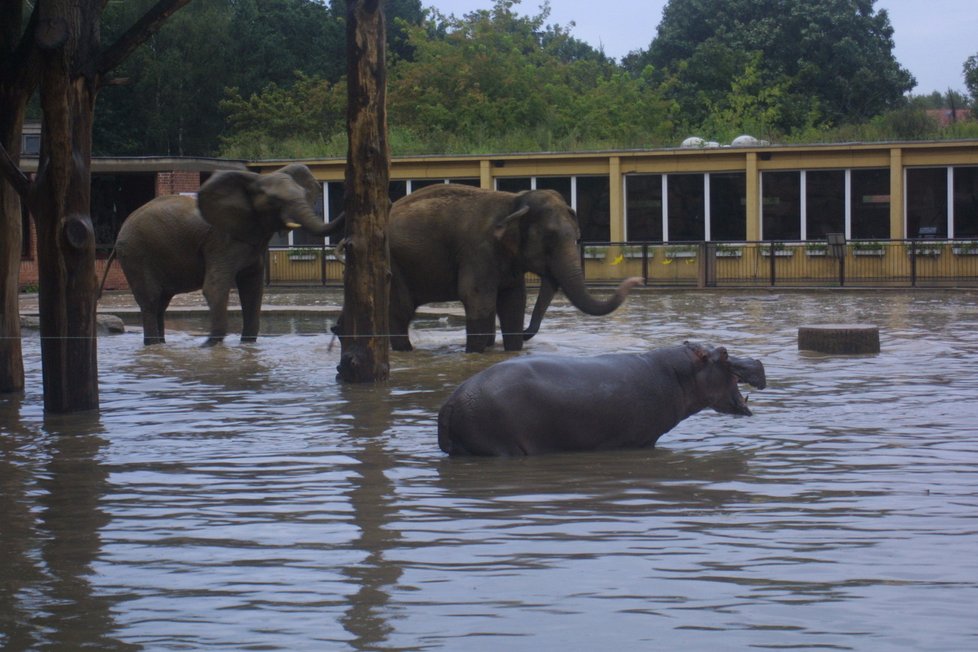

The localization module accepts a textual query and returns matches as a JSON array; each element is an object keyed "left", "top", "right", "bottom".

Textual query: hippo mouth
[
  {"left": 727, "top": 356, "right": 766, "bottom": 416},
  {"left": 729, "top": 381, "right": 753, "bottom": 416}
]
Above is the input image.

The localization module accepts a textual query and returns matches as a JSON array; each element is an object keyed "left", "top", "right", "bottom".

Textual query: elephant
[
  {"left": 387, "top": 184, "right": 642, "bottom": 353},
  {"left": 438, "top": 342, "right": 766, "bottom": 456},
  {"left": 114, "top": 164, "right": 343, "bottom": 345}
]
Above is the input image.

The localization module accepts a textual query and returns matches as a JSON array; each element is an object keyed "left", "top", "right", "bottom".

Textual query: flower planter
[{"left": 952, "top": 247, "right": 978, "bottom": 256}]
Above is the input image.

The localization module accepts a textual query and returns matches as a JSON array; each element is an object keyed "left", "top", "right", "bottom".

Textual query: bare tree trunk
[
  {"left": 29, "top": 0, "right": 102, "bottom": 413},
  {"left": 0, "top": 0, "right": 189, "bottom": 412},
  {"left": 337, "top": 0, "right": 390, "bottom": 383},
  {"left": 0, "top": 1, "right": 36, "bottom": 395},
  {"left": 0, "top": 117, "right": 26, "bottom": 395}
]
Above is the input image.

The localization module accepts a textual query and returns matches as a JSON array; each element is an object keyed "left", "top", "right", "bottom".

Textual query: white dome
[{"left": 731, "top": 134, "right": 760, "bottom": 147}]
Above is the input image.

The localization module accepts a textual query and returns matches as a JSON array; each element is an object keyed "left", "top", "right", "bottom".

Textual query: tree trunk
[
  {"left": 29, "top": 0, "right": 102, "bottom": 413},
  {"left": 0, "top": 1, "right": 35, "bottom": 395},
  {"left": 0, "top": 111, "right": 26, "bottom": 395},
  {"left": 337, "top": 0, "right": 390, "bottom": 383}
]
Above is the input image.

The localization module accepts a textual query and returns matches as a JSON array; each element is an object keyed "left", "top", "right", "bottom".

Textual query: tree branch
[
  {"left": 98, "top": 0, "right": 193, "bottom": 77},
  {"left": 0, "top": 143, "right": 31, "bottom": 199}
]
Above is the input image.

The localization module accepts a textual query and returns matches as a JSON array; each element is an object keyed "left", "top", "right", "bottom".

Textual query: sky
[{"left": 423, "top": 0, "right": 978, "bottom": 95}]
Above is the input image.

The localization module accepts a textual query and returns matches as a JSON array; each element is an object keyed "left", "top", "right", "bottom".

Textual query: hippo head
[{"left": 686, "top": 342, "right": 766, "bottom": 416}]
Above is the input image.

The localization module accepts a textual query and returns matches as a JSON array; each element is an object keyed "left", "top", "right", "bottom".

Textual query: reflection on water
[{"left": 3, "top": 290, "right": 978, "bottom": 650}]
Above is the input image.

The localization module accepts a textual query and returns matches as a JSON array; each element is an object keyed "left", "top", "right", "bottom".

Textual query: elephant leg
[
  {"left": 236, "top": 265, "right": 264, "bottom": 343},
  {"left": 389, "top": 265, "right": 415, "bottom": 351},
  {"left": 136, "top": 293, "right": 170, "bottom": 345},
  {"left": 459, "top": 273, "right": 498, "bottom": 353},
  {"left": 497, "top": 285, "right": 527, "bottom": 351},
  {"left": 202, "top": 274, "right": 233, "bottom": 346}
]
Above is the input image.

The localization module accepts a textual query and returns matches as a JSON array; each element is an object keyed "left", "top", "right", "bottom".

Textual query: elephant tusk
[{"left": 285, "top": 221, "right": 302, "bottom": 229}]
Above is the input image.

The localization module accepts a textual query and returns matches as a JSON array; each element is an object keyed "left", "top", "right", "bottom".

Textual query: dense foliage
[{"left": 91, "top": 0, "right": 978, "bottom": 159}]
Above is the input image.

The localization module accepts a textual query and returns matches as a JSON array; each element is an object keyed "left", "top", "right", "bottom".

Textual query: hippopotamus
[{"left": 437, "top": 342, "right": 766, "bottom": 456}]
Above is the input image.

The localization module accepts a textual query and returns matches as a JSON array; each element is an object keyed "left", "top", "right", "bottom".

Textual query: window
[
  {"left": 805, "top": 170, "right": 845, "bottom": 239},
  {"left": 762, "top": 172, "right": 800, "bottom": 240},
  {"left": 710, "top": 173, "right": 746, "bottom": 241},
  {"left": 576, "top": 176, "right": 610, "bottom": 241},
  {"left": 850, "top": 169, "right": 889, "bottom": 239},
  {"left": 496, "top": 177, "right": 531, "bottom": 193},
  {"left": 23, "top": 133, "right": 40, "bottom": 156},
  {"left": 536, "top": 177, "right": 573, "bottom": 205},
  {"left": 906, "top": 168, "right": 948, "bottom": 238},
  {"left": 667, "top": 174, "right": 705, "bottom": 242},
  {"left": 625, "top": 174, "right": 662, "bottom": 241},
  {"left": 954, "top": 166, "right": 978, "bottom": 238}
]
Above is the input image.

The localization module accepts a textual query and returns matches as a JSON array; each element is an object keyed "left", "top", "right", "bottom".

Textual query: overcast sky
[{"left": 424, "top": 0, "right": 977, "bottom": 95}]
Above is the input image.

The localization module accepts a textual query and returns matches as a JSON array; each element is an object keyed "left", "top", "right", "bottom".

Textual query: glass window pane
[
  {"left": 710, "top": 173, "right": 746, "bottom": 241},
  {"left": 496, "top": 177, "right": 531, "bottom": 192},
  {"left": 389, "top": 180, "right": 407, "bottom": 202},
  {"left": 626, "top": 174, "right": 662, "bottom": 242},
  {"left": 806, "top": 170, "right": 845, "bottom": 239},
  {"left": 576, "top": 176, "right": 611, "bottom": 242},
  {"left": 762, "top": 171, "right": 800, "bottom": 240},
  {"left": 450, "top": 178, "right": 481, "bottom": 187},
  {"left": 850, "top": 169, "right": 890, "bottom": 239},
  {"left": 410, "top": 179, "right": 443, "bottom": 192},
  {"left": 954, "top": 166, "right": 978, "bottom": 238},
  {"left": 536, "top": 177, "right": 573, "bottom": 205},
  {"left": 906, "top": 168, "right": 948, "bottom": 238},
  {"left": 668, "top": 174, "right": 705, "bottom": 242}
]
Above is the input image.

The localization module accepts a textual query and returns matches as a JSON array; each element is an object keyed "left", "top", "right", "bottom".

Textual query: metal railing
[
  {"left": 35, "top": 240, "right": 974, "bottom": 293},
  {"left": 578, "top": 240, "right": 978, "bottom": 288}
]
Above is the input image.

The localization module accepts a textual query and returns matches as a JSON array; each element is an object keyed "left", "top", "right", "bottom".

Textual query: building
[{"left": 16, "top": 138, "right": 978, "bottom": 289}]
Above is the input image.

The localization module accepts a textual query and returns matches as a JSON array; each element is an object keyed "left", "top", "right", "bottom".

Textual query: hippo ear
[
  {"left": 710, "top": 346, "right": 729, "bottom": 363},
  {"left": 685, "top": 341, "right": 710, "bottom": 364}
]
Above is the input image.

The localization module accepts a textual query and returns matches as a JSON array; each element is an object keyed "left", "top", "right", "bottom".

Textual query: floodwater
[{"left": 3, "top": 289, "right": 978, "bottom": 651}]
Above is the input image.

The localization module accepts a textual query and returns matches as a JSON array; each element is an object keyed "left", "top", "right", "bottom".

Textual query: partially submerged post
[{"left": 336, "top": 0, "right": 391, "bottom": 382}]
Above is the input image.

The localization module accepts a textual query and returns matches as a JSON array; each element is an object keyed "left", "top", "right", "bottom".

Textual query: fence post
[
  {"left": 320, "top": 242, "right": 328, "bottom": 285},
  {"left": 264, "top": 249, "right": 271, "bottom": 286},
  {"left": 769, "top": 241, "right": 777, "bottom": 286},
  {"left": 909, "top": 239, "right": 917, "bottom": 288},
  {"left": 642, "top": 243, "right": 649, "bottom": 285}
]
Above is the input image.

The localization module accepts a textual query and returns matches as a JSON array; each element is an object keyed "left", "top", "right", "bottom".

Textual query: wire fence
[{"left": 21, "top": 240, "right": 978, "bottom": 292}]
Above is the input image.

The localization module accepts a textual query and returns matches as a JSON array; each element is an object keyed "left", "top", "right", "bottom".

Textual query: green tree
[
  {"left": 386, "top": 0, "right": 671, "bottom": 152},
  {"left": 631, "top": 0, "right": 915, "bottom": 133},
  {"left": 965, "top": 54, "right": 978, "bottom": 110},
  {"left": 220, "top": 72, "right": 348, "bottom": 158},
  {"left": 95, "top": 0, "right": 422, "bottom": 156}
]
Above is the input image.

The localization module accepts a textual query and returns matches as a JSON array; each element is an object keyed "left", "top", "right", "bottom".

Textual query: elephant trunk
[
  {"left": 550, "top": 249, "right": 642, "bottom": 316},
  {"left": 523, "top": 276, "right": 556, "bottom": 341},
  {"left": 286, "top": 203, "right": 345, "bottom": 238}
]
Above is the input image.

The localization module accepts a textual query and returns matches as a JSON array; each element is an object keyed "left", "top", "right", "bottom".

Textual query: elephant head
[
  {"left": 494, "top": 189, "right": 641, "bottom": 338},
  {"left": 197, "top": 164, "right": 341, "bottom": 246}
]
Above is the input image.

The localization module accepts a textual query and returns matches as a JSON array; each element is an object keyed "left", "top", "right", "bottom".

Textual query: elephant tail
[{"left": 97, "top": 248, "right": 117, "bottom": 301}]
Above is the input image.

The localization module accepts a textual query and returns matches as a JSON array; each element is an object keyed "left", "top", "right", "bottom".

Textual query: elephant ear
[
  {"left": 197, "top": 170, "right": 266, "bottom": 245},
  {"left": 275, "top": 163, "right": 322, "bottom": 207},
  {"left": 492, "top": 203, "right": 530, "bottom": 255}
]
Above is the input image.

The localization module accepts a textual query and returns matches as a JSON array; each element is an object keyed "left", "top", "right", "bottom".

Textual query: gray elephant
[
  {"left": 438, "top": 342, "right": 766, "bottom": 456},
  {"left": 115, "top": 164, "right": 343, "bottom": 345},
  {"left": 387, "top": 184, "right": 642, "bottom": 353}
]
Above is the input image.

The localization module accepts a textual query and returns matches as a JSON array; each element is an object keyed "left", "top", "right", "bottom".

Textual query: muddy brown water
[{"left": 3, "top": 289, "right": 978, "bottom": 650}]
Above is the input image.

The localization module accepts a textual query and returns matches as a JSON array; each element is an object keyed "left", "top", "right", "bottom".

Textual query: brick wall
[
  {"left": 20, "top": 170, "right": 202, "bottom": 291},
  {"left": 156, "top": 171, "right": 201, "bottom": 196}
]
